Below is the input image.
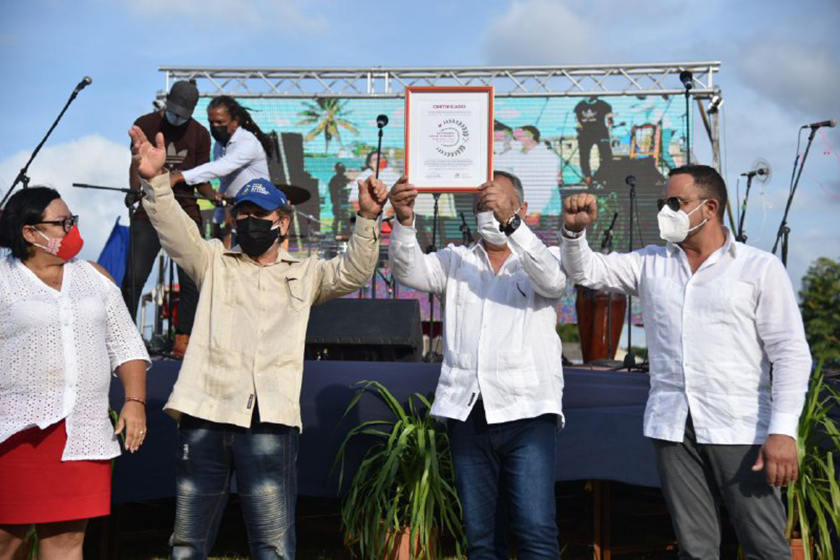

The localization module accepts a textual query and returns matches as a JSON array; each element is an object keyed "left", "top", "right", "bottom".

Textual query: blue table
[{"left": 109, "top": 360, "right": 658, "bottom": 504}]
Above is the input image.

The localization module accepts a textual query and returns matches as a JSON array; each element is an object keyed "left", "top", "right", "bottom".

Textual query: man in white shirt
[
  {"left": 389, "top": 170, "right": 566, "bottom": 559},
  {"left": 560, "top": 164, "right": 812, "bottom": 559},
  {"left": 169, "top": 95, "right": 271, "bottom": 245}
]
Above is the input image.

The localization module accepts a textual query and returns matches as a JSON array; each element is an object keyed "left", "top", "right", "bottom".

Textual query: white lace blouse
[{"left": 0, "top": 256, "right": 150, "bottom": 460}]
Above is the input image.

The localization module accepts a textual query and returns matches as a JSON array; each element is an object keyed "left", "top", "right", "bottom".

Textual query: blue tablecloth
[{"left": 109, "top": 360, "right": 658, "bottom": 503}]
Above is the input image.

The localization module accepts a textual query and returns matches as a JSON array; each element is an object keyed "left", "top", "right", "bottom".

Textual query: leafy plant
[
  {"left": 785, "top": 361, "right": 840, "bottom": 559},
  {"left": 333, "top": 381, "right": 465, "bottom": 559},
  {"left": 799, "top": 257, "right": 840, "bottom": 370}
]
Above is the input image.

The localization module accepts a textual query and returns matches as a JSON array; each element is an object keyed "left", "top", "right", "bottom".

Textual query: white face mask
[
  {"left": 476, "top": 211, "right": 508, "bottom": 247},
  {"left": 657, "top": 199, "right": 708, "bottom": 243}
]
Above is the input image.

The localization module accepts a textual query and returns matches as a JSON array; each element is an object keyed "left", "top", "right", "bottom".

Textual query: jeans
[
  {"left": 121, "top": 218, "right": 199, "bottom": 334},
  {"left": 448, "top": 401, "right": 560, "bottom": 559},
  {"left": 170, "top": 414, "right": 298, "bottom": 560}
]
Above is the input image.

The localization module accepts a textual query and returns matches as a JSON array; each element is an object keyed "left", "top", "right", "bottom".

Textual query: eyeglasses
[
  {"left": 32, "top": 215, "right": 79, "bottom": 233},
  {"left": 656, "top": 197, "right": 702, "bottom": 212}
]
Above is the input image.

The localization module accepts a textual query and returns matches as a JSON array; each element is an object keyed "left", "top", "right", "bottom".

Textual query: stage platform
[{"left": 109, "top": 359, "right": 658, "bottom": 504}]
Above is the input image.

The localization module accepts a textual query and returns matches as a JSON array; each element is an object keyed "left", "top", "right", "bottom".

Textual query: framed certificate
[{"left": 405, "top": 86, "right": 494, "bottom": 192}]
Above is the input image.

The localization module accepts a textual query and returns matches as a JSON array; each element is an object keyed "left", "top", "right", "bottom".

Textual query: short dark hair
[
  {"left": 0, "top": 186, "right": 61, "bottom": 261},
  {"left": 521, "top": 125, "right": 540, "bottom": 142},
  {"left": 668, "top": 164, "right": 728, "bottom": 220},
  {"left": 493, "top": 170, "right": 525, "bottom": 205}
]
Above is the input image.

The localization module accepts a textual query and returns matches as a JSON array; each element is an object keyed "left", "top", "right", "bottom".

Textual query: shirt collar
[
  {"left": 223, "top": 244, "right": 302, "bottom": 264},
  {"left": 665, "top": 226, "right": 737, "bottom": 256}
]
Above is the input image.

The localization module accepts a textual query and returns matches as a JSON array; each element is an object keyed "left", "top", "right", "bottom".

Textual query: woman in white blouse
[{"left": 0, "top": 187, "right": 150, "bottom": 560}]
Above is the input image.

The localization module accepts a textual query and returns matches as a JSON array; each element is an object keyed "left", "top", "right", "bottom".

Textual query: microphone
[
  {"left": 73, "top": 76, "right": 92, "bottom": 94},
  {"left": 625, "top": 175, "right": 636, "bottom": 188},
  {"left": 679, "top": 70, "right": 693, "bottom": 90},
  {"left": 601, "top": 211, "right": 619, "bottom": 250},
  {"left": 376, "top": 114, "right": 389, "bottom": 129},
  {"left": 802, "top": 119, "right": 836, "bottom": 129},
  {"left": 740, "top": 169, "right": 768, "bottom": 178}
]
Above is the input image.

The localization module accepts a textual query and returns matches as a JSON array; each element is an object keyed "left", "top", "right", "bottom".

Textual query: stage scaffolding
[{"left": 160, "top": 62, "right": 723, "bottom": 175}]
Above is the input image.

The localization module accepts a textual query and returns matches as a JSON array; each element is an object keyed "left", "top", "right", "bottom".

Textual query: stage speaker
[{"left": 305, "top": 299, "right": 423, "bottom": 362}]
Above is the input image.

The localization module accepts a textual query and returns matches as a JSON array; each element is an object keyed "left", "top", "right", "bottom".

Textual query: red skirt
[{"left": 0, "top": 420, "right": 111, "bottom": 524}]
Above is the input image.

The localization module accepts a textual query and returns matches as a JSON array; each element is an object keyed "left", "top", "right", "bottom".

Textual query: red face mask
[{"left": 34, "top": 225, "right": 85, "bottom": 261}]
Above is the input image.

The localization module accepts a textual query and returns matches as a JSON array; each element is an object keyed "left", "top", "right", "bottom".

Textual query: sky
[{"left": 1, "top": 0, "right": 838, "bottom": 307}]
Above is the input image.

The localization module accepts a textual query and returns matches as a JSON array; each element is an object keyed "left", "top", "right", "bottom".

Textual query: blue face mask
[{"left": 165, "top": 110, "right": 189, "bottom": 127}]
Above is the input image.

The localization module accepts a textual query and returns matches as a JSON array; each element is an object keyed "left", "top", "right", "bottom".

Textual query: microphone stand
[
  {"left": 1, "top": 80, "right": 90, "bottom": 208},
  {"left": 624, "top": 182, "right": 637, "bottom": 370},
  {"left": 736, "top": 172, "right": 756, "bottom": 243},
  {"left": 372, "top": 115, "right": 388, "bottom": 298},
  {"left": 72, "top": 182, "right": 224, "bottom": 349},
  {"left": 772, "top": 127, "right": 818, "bottom": 267},
  {"left": 459, "top": 212, "right": 473, "bottom": 245},
  {"left": 601, "top": 212, "right": 618, "bottom": 357},
  {"left": 424, "top": 194, "right": 442, "bottom": 362}
]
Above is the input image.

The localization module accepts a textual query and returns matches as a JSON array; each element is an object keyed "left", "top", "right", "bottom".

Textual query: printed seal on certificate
[
  {"left": 432, "top": 118, "right": 470, "bottom": 158},
  {"left": 405, "top": 86, "right": 494, "bottom": 193}
]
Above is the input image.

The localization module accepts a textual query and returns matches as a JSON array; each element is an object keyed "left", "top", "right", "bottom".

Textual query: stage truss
[{"left": 160, "top": 62, "right": 724, "bottom": 177}]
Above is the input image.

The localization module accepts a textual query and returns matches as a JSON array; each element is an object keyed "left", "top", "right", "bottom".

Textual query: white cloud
[
  {"left": 0, "top": 136, "right": 131, "bottom": 264},
  {"left": 482, "top": 0, "right": 599, "bottom": 65},
  {"left": 736, "top": 39, "right": 840, "bottom": 117},
  {"left": 119, "top": 0, "right": 329, "bottom": 35}
]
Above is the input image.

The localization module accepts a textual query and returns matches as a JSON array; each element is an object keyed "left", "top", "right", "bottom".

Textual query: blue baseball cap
[{"left": 233, "top": 178, "right": 288, "bottom": 211}]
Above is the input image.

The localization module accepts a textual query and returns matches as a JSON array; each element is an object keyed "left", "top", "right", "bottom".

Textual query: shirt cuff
[
  {"left": 390, "top": 219, "right": 418, "bottom": 243},
  {"left": 768, "top": 412, "right": 800, "bottom": 440},
  {"left": 507, "top": 222, "right": 540, "bottom": 255},
  {"left": 180, "top": 168, "right": 197, "bottom": 185},
  {"left": 353, "top": 214, "right": 380, "bottom": 241}
]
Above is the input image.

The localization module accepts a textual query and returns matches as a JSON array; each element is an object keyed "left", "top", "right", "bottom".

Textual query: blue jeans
[
  {"left": 170, "top": 414, "right": 298, "bottom": 560},
  {"left": 448, "top": 401, "right": 560, "bottom": 559}
]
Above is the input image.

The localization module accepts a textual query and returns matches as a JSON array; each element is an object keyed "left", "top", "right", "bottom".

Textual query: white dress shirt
[
  {"left": 561, "top": 229, "right": 812, "bottom": 444},
  {"left": 181, "top": 126, "right": 269, "bottom": 198},
  {"left": 0, "top": 258, "right": 150, "bottom": 460},
  {"left": 390, "top": 220, "right": 567, "bottom": 425}
]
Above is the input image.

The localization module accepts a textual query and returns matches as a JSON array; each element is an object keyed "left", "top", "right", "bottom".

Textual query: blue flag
[{"left": 97, "top": 217, "right": 130, "bottom": 286}]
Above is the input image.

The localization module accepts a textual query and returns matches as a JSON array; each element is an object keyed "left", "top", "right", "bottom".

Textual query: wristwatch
[{"left": 501, "top": 214, "right": 522, "bottom": 237}]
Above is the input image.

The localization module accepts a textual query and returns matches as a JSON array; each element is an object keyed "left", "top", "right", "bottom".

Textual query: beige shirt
[{"left": 141, "top": 173, "right": 380, "bottom": 429}]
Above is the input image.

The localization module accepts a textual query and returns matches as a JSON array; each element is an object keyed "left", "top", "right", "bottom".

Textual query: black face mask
[
  {"left": 235, "top": 216, "right": 280, "bottom": 257},
  {"left": 211, "top": 125, "right": 232, "bottom": 145}
]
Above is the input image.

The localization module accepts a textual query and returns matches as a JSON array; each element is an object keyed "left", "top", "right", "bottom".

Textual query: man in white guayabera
[{"left": 561, "top": 164, "right": 812, "bottom": 559}]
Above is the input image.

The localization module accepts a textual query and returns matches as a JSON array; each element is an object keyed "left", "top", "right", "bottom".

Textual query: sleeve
[
  {"left": 141, "top": 173, "right": 214, "bottom": 285},
  {"left": 181, "top": 135, "right": 258, "bottom": 185},
  {"left": 560, "top": 230, "right": 642, "bottom": 296},
  {"left": 94, "top": 267, "right": 151, "bottom": 374},
  {"left": 756, "top": 256, "right": 813, "bottom": 439},
  {"left": 507, "top": 222, "right": 566, "bottom": 298},
  {"left": 312, "top": 215, "right": 380, "bottom": 305},
  {"left": 388, "top": 219, "right": 452, "bottom": 297}
]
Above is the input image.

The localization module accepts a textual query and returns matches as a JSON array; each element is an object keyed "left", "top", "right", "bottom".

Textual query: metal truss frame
[
  {"left": 160, "top": 63, "right": 725, "bottom": 213},
  {"left": 161, "top": 62, "right": 721, "bottom": 99}
]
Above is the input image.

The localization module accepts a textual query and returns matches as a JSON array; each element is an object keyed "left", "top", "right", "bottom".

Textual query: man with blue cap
[{"left": 129, "top": 126, "right": 387, "bottom": 560}]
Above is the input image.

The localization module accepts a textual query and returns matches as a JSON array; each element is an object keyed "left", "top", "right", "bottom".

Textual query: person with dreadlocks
[{"left": 170, "top": 95, "right": 271, "bottom": 246}]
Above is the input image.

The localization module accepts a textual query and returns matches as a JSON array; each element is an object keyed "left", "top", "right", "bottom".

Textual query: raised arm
[
  {"left": 560, "top": 193, "right": 642, "bottom": 296},
  {"left": 313, "top": 176, "right": 387, "bottom": 304},
  {"left": 478, "top": 179, "right": 565, "bottom": 298},
  {"left": 387, "top": 177, "right": 451, "bottom": 296},
  {"left": 129, "top": 126, "right": 214, "bottom": 284}
]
